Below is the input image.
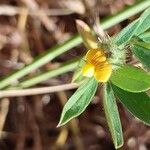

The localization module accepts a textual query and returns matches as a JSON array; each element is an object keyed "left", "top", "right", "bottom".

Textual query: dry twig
[{"left": 0, "top": 83, "right": 79, "bottom": 98}]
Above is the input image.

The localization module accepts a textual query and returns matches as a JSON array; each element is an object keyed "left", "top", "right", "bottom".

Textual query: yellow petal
[
  {"left": 82, "top": 63, "right": 95, "bottom": 77},
  {"left": 94, "top": 62, "right": 112, "bottom": 82},
  {"left": 85, "top": 49, "right": 105, "bottom": 64},
  {"left": 92, "top": 56, "right": 106, "bottom": 67}
]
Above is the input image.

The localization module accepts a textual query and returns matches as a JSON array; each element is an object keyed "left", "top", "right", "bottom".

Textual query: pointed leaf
[
  {"left": 135, "top": 7, "right": 150, "bottom": 35},
  {"left": 58, "top": 77, "right": 98, "bottom": 127},
  {"left": 112, "top": 85, "right": 150, "bottom": 125},
  {"left": 103, "top": 83, "right": 123, "bottom": 149},
  {"left": 114, "top": 19, "right": 139, "bottom": 45},
  {"left": 132, "top": 44, "right": 150, "bottom": 69},
  {"left": 114, "top": 7, "right": 150, "bottom": 45},
  {"left": 111, "top": 65, "right": 150, "bottom": 92}
]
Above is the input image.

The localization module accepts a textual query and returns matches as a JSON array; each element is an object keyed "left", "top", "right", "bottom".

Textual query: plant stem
[
  {"left": 19, "top": 58, "right": 79, "bottom": 88},
  {"left": 0, "top": 0, "right": 150, "bottom": 89},
  {"left": 101, "top": 0, "right": 150, "bottom": 29}
]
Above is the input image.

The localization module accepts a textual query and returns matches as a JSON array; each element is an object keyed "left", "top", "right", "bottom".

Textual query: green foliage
[
  {"left": 138, "top": 32, "right": 150, "bottom": 43},
  {"left": 111, "top": 65, "right": 150, "bottom": 93},
  {"left": 112, "top": 85, "right": 150, "bottom": 125},
  {"left": 135, "top": 7, "right": 150, "bottom": 36},
  {"left": 132, "top": 40, "right": 150, "bottom": 49},
  {"left": 132, "top": 44, "right": 150, "bottom": 69},
  {"left": 114, "top": 6, "right": 150, "bottom": 46},
  {"left": 114, "top": 19, "right": 139, "bottom": 45},
  {"left": 59, "top": 5, "right": 150, "bottom": 149},
  {"left": 0, "top": 2, "right": 149, "bottom": 149},
  {"left": 103, "top": 83, "right": 123, "bottom": 149},
  {"left": 0, "top": 1, "right": 149, "bottom": 90},
  {"left": 0, "top": 35, "right": 82, "bottom": 89},
  {"left": 58, "top": 77, "right": 98, "bottom": 127}
]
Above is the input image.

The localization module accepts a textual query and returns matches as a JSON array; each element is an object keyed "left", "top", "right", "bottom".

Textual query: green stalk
[
  {"left": 0, "top": 0, "right": 150, "bottom": 89},
  {"left": 0, "top": 35, "right": 81, "bottom": 89},
  {"left": 101, "top": 0, "right": 150, "bottom": 29},
  {"left": 19, "top": 59, "right": 79, "bottom": 88}
]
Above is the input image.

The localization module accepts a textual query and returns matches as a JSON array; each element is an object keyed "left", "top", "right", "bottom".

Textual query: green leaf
[
  {"left": 76, "top": 20, "right": 98, "bottom": 49},
  {"left": 138, "top": 32, "right": 150, "bottom": 43},
  {"left": 135, "top": 7, "right": 150, "bottom": 36},
  {"left": 132, "top": 40, "right": 150, "bottom": 49},
  {"left": 114, "top": 19, "right": 139, "bottom": 45},
  {"left": 103, "top": 83, "right": 123, "bottom": 149},
  {"left": 112, "top": 84, "right": 150, "bottom": 125},
  {"left": 111, "top": 65, "right": 150, "bottom": 93},
  {"left": 58, "top": 77, "right": 98, "bottom": 127},
  {"left": 114, "top": 7, "right": 150, "bottom": 45},
  {"left": 132, "top": 44, "right": 150, "bottom": 69}
]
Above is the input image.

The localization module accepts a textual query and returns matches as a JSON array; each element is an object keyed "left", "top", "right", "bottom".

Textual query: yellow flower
[{"left": 82, "top": 49, "right": 112, "bottom": 82}]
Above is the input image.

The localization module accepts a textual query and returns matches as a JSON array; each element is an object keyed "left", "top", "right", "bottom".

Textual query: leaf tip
[
  {"left": 57, "top": 120, "right": 64, "bottom": 128},
  {"left": 114, "top": 145, "right": 121, "bottom": 149},
  {"left": 114, "top": 141, "right": 124, "bottom": 149},
  {"left": 56, "top": 123, "right": 61, "bottom": 128}
]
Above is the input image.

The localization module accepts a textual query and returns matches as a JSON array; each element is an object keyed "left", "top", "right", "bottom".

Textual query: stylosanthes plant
[{"left": 58, "top": 7, "right": 150, "bottom": 149}]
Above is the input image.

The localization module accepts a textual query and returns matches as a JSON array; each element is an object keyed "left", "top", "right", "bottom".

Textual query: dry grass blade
[
  {"left": 0, "top": 5, "right": 73, "bottom": 16},
  {"left": 0, "top": 83, "right": 79, "bottom": 98}
]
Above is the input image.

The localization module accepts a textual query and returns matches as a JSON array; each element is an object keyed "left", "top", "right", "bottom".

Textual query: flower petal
[
  {"left": 94, "top": 62, "right": 112, "bottom": 82},
  {"left": 82, "top": 63, "right": 95, "bottom": 77},
  {"left": 85, "top": 49, "right": 105, "bottom": 64}
]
